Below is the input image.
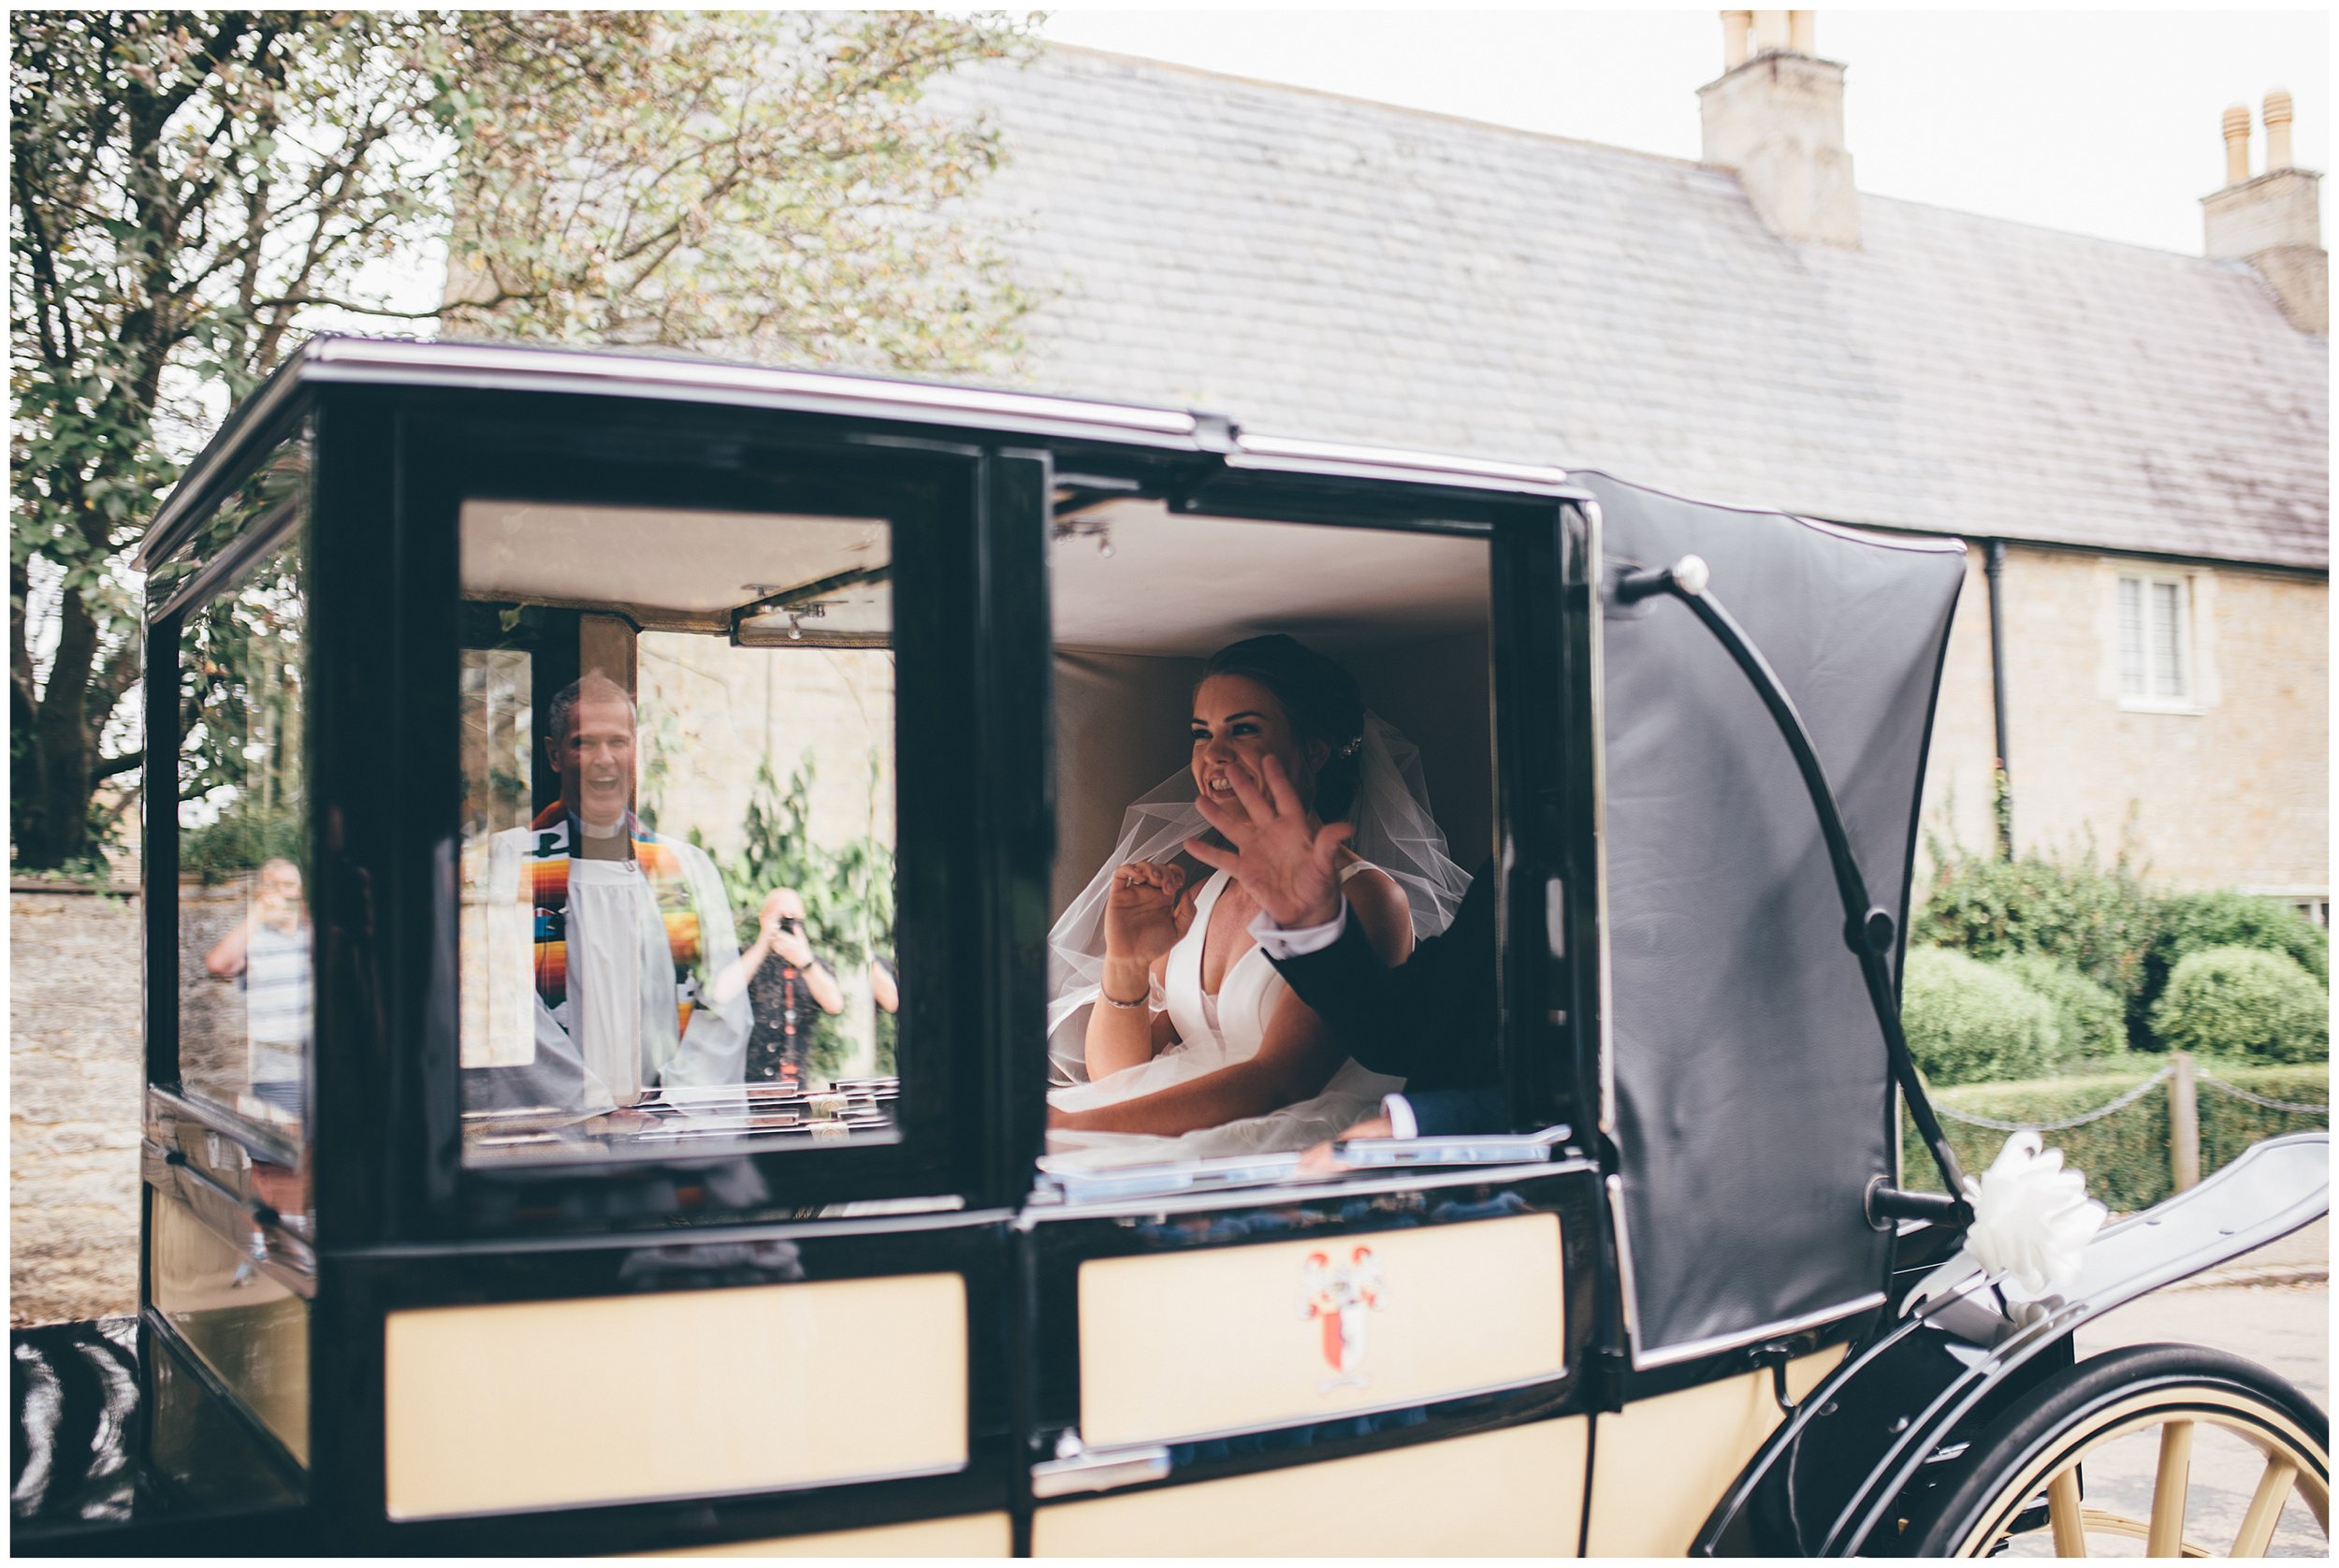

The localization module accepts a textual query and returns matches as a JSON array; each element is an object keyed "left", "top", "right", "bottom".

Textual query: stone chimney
[
  {"left": 2202, "top": 90, "right": 2326, "bottom": 334},
  {"left": 1699, "top": 9, "right": 1859, "bottom": 248}
]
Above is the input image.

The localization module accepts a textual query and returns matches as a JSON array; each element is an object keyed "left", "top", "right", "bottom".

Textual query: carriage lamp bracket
[{"left": 1616, "top": 555, "right": 1973, "bottom": 1228}]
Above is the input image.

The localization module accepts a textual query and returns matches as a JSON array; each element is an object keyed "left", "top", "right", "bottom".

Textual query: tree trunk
[{"left": 14, "top": 586, "right": 101, "bottom": 871}]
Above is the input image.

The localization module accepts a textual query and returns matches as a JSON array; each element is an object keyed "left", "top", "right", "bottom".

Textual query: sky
[{"left": 1038, "top": 8, "right": 2331, "bottom": 258}]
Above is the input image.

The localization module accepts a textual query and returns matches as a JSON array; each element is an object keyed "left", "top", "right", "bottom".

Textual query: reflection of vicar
[
  {"left": 711, "top": 887, "right": 843, "bottom": 1090},
  {"left": 476, "top": 671, "right": 748, "bottom": 1110}
]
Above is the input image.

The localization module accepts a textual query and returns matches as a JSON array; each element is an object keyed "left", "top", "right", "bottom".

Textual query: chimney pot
[
  {"left": 1788, "top": 10, "right": 1816, "bottom": 54},
  {"left": 2222, "top": 103, "right": 2253, "bottom": 186},
  {"left": 1751, "top": 10, "right": 1793, "bottom": 54},
  {"left": 2264, "top": 88, "right": 2295, "bottom": 170},
  {"left": 1722, "top": 10, "right": 1752, "bottom": 71},
  {"left": 2203, "top": 92, "right": 2324, "bottom": 333}
]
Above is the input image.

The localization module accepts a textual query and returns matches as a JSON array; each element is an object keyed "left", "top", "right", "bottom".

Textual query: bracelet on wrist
[{"left": 1100, "top": 986, "right": 1149, "bottom": 1010}]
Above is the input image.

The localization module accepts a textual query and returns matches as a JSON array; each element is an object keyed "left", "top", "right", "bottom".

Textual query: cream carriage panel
[
  {"left": 384, "top": 1273, "right": 966, "bottom": 1518},
  {"left": 1035, "top": 1416, "right": 1585, "bottom": 1556},
  {"left": 1078, "top": 1213, "right": 1563, "bottom": 1447}
]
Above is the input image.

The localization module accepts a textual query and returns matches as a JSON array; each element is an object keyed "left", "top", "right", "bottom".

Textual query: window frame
[
  {"left": 2115, "top": 568, "right": 2201, "bottom": 713},
  {"left": 1024, "top": 465, "right": 1599, "bottom": 1209},
  {"left": 349, "top": 385, "right": 1020, "bottom": 1241}
]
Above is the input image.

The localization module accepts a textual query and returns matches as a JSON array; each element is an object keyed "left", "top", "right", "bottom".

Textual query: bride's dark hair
[{"left": 1199, "top": 634, "right": 1366, "bottom": 821}]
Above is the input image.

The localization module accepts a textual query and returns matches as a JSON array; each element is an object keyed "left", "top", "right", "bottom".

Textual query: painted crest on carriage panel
[{"left": 1301, "top": 1244, "right": 1386, "bottom": 1390}]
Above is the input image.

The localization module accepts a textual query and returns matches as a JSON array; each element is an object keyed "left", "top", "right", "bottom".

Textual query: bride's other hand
[
  {"left": 1102, "top": 861, "right": 1185, "bottom": 964},
  {"left": 1187, "top": 754, "right": 1352, "bottom": 930}
]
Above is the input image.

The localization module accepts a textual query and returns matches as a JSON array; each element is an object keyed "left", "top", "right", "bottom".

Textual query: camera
[{"left": 777, "top": 915, "right": 801, "bottom": 935}]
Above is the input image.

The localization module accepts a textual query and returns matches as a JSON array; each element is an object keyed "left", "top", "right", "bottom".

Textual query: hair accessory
[{"left": 1339, "top": 735, "right": 1364, "bottom": 759}]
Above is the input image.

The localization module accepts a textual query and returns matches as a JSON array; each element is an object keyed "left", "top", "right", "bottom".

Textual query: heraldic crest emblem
[{"left": 1300, "top": 1244, "right": 1387, "bottom": 1392}]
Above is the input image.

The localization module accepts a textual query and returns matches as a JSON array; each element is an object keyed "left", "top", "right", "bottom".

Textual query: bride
[{"left": 1045, "top": 634, "right": 1471, "bottom": 1168}]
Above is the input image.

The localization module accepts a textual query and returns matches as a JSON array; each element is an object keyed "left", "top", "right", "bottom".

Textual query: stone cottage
[{"left": 939, "top": 13, "right": 2330, "bottom": 907}]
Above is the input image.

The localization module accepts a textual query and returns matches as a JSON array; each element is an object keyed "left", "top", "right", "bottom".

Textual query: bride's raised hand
[
  {"left": 1102, "top": 861, "right": 1186, "bottom": 964},
  {"left": 1188, "top": 754, "right": 1352, "bottom": 930}
]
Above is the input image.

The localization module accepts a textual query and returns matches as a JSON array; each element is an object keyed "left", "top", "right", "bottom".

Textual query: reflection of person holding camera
[{"left": 713, "top": 888, "right": 843, "bottom": 1088}]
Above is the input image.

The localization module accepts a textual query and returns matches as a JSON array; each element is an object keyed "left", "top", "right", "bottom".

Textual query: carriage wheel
[{"left": 1907, "top": 1343, "right": 2330, "bottom": 1558}]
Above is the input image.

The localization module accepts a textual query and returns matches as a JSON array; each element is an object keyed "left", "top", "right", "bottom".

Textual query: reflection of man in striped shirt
[{"left": 203, "top": 857, "right": 312, "bottom": 1116}]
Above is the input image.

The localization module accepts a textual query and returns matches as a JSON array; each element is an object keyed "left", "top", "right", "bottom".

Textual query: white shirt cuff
[
  {"left": 1381, "top": 1093, "right": 1419, "bottom": 1141},
  {"left": 1248, "top": 902, "right": 1348, "bottom": 958}
]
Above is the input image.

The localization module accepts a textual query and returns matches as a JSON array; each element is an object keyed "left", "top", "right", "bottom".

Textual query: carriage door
[
  {"left": 1014, "top": 467, "right": 1606, "bottom": 1555},
  {"left": 306, "top": 393, "right": 1043, "bottom": 1554}
]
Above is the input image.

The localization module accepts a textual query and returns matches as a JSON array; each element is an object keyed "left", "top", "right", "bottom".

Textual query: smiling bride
[{"left": 1044, "top": 634, "right": 1471, "bottom": 1168}]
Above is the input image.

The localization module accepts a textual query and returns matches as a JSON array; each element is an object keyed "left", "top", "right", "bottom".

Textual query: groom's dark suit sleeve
[{"left": 1264, "top": 858, "right": 1500, "bottom": 1111}]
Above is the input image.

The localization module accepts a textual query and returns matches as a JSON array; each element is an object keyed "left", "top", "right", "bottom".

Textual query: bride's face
[{"left": 1191, "top": 674, "right": 1329, "bottom": 818}]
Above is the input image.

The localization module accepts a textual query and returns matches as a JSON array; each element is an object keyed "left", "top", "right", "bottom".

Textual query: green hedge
[
  {"left": 1900, "top": 1063, "right": 2329, "bottom": 1213},
  {"left": 2150, "top": 947, "right": 2330, "bottom": 1065},
  {"left": 1987, "top": 952, "right": 2128, "bottom": 1066},
  {"left": 1902, "top": 948, "right": 2060, "bottom": 1084},
  {"left": 1917, "top": 851, "right": 2329, "bottom": 1057}
]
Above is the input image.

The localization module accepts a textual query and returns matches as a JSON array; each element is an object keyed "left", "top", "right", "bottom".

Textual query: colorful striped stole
[{"left": 521, "top": 803, "right": 706, "bottom": 1037}]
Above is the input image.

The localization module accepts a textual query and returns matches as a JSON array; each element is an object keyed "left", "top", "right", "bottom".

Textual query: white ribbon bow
[{"left": 1904, "top": 1130, "right": 2110, "bottom": 1313}]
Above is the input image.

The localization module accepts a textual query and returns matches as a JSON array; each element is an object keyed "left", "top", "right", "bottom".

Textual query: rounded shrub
[
  {"left": 2138, "top": 891, "right": 2330, "bottom": 1046},
  {"left": 1901, "top": 946, "right": 2062, "bottom": 1085},
  {"left": 1987, "top": 952, "right": 2128, "bottom": 1067},
  {"left": 2148, "top": 946, "right": 2329, "bottom": 1065}
]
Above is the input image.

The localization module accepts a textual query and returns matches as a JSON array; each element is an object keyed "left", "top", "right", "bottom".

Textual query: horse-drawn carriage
[{"left": 14, "top": 337, "right": 2326, "bottom": 1555}]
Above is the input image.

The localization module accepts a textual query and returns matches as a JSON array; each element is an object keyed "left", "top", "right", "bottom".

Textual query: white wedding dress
[{"left": 1041, "top": 863, "right": 1407, "bottom": 1172}]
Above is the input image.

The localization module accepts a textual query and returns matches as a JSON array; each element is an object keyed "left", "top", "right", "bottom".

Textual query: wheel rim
[{"left": 1949, "top": 1386, "right": 2332, "bottom": 1558}]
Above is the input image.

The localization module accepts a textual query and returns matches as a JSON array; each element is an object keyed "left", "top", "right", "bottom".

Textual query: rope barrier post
[{"left": 2170, "top": 1052, "right": 2201, "bottom": 1193}]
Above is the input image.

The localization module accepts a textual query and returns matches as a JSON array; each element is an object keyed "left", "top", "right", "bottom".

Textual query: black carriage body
[{"left": 28, "top": 338, "right": 2037, "bottom": 1555}]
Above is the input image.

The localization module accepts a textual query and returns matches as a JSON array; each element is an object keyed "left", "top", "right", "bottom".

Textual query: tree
[
  {"left": 444, "top": 12, "right": 1032, "bottom": 368},
  {"left": 10, "top": 10, "right": 1030, "bottom": 871},
  {"left": 11, "top": 12, "right": 459, "bottom": 870}
]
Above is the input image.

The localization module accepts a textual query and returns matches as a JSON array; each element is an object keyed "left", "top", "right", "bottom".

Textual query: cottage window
[{"left": 2116, "top": 572, "right": 2194, "bottom": 709}]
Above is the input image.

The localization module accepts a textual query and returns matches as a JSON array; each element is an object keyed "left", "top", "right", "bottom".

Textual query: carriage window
[
  {"left": 176, "top": 531, "right": 312, "bottom": 1139},
  {"left": 457, "top": 501, "right": 897, "bottom": 1166},
  {"left": 1043, "top": 502, "right": 1494, "bottom": 1184}
]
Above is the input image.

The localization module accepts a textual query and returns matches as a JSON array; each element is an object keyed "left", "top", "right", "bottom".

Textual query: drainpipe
[{"left": 1983, "top": 540, "right": 2013, "bottom": 859}]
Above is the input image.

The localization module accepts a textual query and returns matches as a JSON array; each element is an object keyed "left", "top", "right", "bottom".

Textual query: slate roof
[{"left": 937, "top": 47, "right": 2330, "bottom": 571}]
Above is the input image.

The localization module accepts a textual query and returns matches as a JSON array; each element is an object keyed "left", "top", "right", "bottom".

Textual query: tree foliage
[
  {"left": 11, "top": 10, "right": 1031, "bottom": 871},
  {"left": 444, "top": 11, "right": 1031, "bottom": 368},
  {"left": 11, "top": 11, "right": 459, "bottom": 869},
  {"left": 1913, "top": 843, "right": 2159, "bottom": 1016}
]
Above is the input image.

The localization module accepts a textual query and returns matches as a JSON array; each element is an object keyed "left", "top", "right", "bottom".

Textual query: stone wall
[
  {"left": 1921, "top": 544, "right": 2329, "bottom": 894},
  {"left": 10, "top": 890, "right": 143, "bottom": 1327}
]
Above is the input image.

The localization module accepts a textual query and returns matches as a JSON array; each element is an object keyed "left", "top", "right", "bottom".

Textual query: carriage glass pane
[
  {"left": 176, "top": 531, "right": 312, "bottom": 1145},
  {"left": 457, "top": 501, "right": 897, "bottom": 1167}
]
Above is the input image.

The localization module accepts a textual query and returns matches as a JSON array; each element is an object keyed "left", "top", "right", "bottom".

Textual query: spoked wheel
[{"left": 1909, "top": 1343, "right": 2330, "bottom": 1558}]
